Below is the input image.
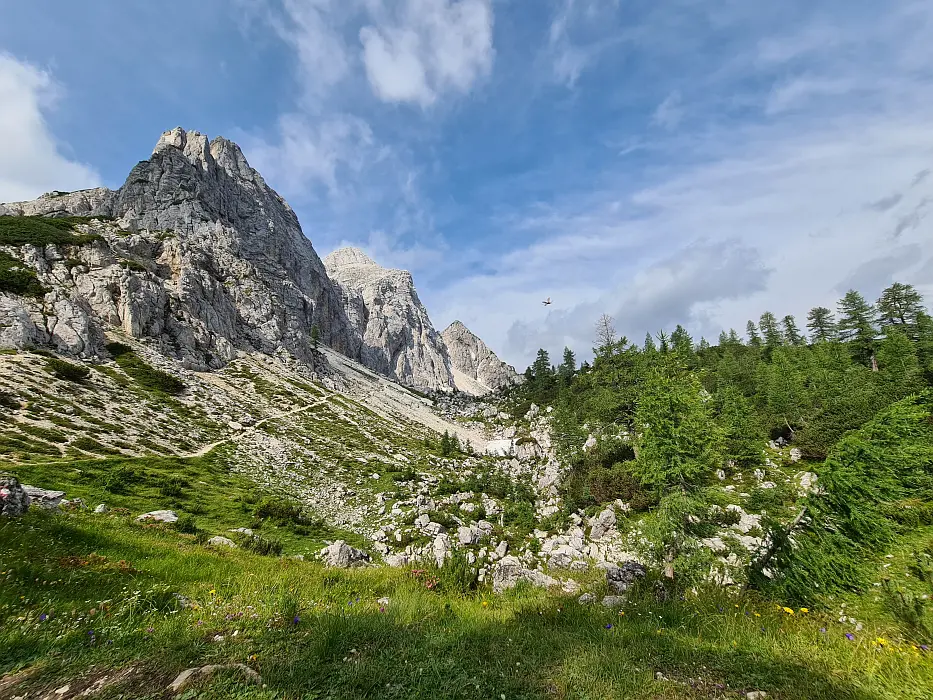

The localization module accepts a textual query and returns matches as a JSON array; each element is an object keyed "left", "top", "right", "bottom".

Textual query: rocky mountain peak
[
  {"left": 441, "top": 320, "right": 521, "bottom": 393},
  {"left": 324, "top": 248, "right": 453, "bottom": 392}
]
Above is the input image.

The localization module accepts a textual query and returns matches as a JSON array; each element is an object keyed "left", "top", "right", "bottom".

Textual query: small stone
[
  {"left": 207, "top": 536, "right": 237, "bottom": 548},
  {"left": 94, "top": 503, "right": 108, "bottom": 514},
  {"left": 746, "top": 692, "right": 768, "bottom": 700},
  {"left": 136, "top": 510, "right": 178, "bottom": 523},
  {"left": 601, "top": 595, "right": 627, "bottom": 607},
  {"left": 578, "top": 593, "right": 596, "bottom": 604}
]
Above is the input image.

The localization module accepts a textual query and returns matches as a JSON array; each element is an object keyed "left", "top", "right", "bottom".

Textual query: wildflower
[
  {"left": 845, "top": 633, "right": 855, "bottom": 641},
  {"left": 799, "top": 608, "right": 809, "bottom": 613},
  {"left": 39, "top": 614, "right": 47, "bottom": 622},
  {"left": 618, "top": 611, "right": 625, "bottom": 616},
  {"left": 482, "top": 601, "right": 489, "bottom": 608},
  {"left": 293, "top": 615, "right": 300, "bottom": 625},
  {"left": 921, "top": 645, "right": 930, "bottom": 652},
  {"left": 875, "top": 637, "right": 888, "bottom": 647},
  {"left": 146, "top": 627, "right": 154, "bottom": 634},
  {"left": 209, "top": 589, "right": 216, "bottom": 596},
  {"left": 605, "top": 624, "right": 612, "bottom": 629},
  {"left": 819, "top": 627, "right": 826, "bottom": 634},
  {"left": 782, "top": 607, "right": 794, "bottom": 615},
  {"left": 754, "top": 613, "right": 761, "bottom": 617}
]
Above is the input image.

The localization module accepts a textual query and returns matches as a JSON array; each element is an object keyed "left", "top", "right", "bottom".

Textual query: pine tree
[
  {"left": 440, "top": 430, "right": 453, "bottom": 457},
  {"left": 310, "top": 324, "right": 321, "bottom": 350},
  {"left": 746, "top": 321, "right": 762, "bottom": 347},
  {"left": 698, "top": 337, "right": 710, "bottom": 351},
  {"left": 807, "top": 307, "right": 836, "bottom": 343},
  {"left": 644, "top": 333, "right": 657, "bottom": 352},
  {"left": 557, "top": 347, "right": 576, "bottom": 387},
  {"left": 876, "top": 282, "right": 925, "bottom": 338},
  {"left": 875, "top": 326, "right": 921, "bottom": 398},
  {"left": 759, "top": 311, "right": 784, "bottom": 349},
  {"left": 531, "top": 348, "right": 552, "bottom": 379},
  {"left": 837, "top": 290, "right": 878, "bottom": 366},
  {"left": 656, "top": 330, "right": 670, "bottom": 353},
  {"left": 715, "top": 384, "right": 764, "bottom": 469},
  {"left": 633, "top": 368, "right": 722, "bottom": 492},
  {"left": 782, "top": 315, "right": 805, "bottom": 346},
  {"left": 718, "top": 330, "right": 729, "bottom": 347},
  {"left": 671, "top": 325, "right": 694, "bottom": 358},
  {"left": 727, "top": 328, "right": 742, "bottom": 346}
]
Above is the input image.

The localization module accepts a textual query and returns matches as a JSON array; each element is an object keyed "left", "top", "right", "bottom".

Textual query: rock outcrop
[
  {"left": 441, "top": 320, "right": 520, "bottom": 394},
  {"left": 324, "top": 247, "right": 455, "bottom": 391},
  {"left": 0, "top": 474, "right": 30, "bottom": 517},
  {"left": 1, "top": 127, "right": 359, "bottom": 369}
]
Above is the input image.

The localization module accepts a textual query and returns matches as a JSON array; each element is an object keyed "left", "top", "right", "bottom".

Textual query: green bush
[
  {"left": 105, "top": 343, "right": 185, "bottom": 395},
  {"left": 0, "top": 251, "right": 47, "bottom": 296},
  {"left": 45, "top": 357, "right": 90, "bottom": 382},
  {"left": 241, "top": 534, "right": 283, "bottom": 557},
  {"left": 0, "top": 216, "right": 103, "bottom": 246},
  {"left": 174, "top": 513, "right": 200, "bottom": 535},
  {"left": 254, "top": 498, "right": 311, "bottom": 525}
]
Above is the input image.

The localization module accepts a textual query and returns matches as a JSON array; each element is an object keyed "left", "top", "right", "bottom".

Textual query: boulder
[
  {"left": 94, "top": 503, "right": 108, "bottom": 514},
  {"left": 136, "top": 510, "right": 178, "bottom": 523},
  {"left": 606, "top": 561, "right": 646, "bottom": 595},
  {"left": 588, "top": 507, "right": 617, "bottom": 541},
  {"left": 601, "top": 595, "right": 627, "bottom": 608},
  {"left": 0, "top": 474, "right": 30, "bottom": 517},
  {"left": 22, "top": 486, "right": 65, "bottom": 510},
  {"left": 320, "top": 540, "right": 370, "bottom": 568},
  {"left": 207, "top": 536, "right": 237, "bottom": 548},
  {"left": 168, "top": 664, "right": 261, "bottom": 694},
  {"left": 492, "top": 555, "right": 560, "bottom": 593},
  {"left": 578, "top": 592, "right": 596, "bottom": 605}
]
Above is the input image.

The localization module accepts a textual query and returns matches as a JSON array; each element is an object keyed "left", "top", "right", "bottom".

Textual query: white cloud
[
  {"left": 359, "top": 0, "right": 495, "bottom": 106},
  {"left": 0, "top": 53, "right": 100, "bottom": 203},
  {"left": 651, "top": 91, "right": 683, "bottom": 129}
]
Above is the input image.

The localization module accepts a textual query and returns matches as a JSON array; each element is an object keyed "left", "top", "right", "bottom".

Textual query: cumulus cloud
[
  {"left": 0, "top": 53, "right": 100, "bottom": 203},
  {"left": 359, "top": 0, "right": 495, "bottom": 107}
]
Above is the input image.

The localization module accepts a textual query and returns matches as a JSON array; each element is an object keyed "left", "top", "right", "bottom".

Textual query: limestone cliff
[
  {"left": 323, "top": 247, "right": 455, "bottom": 392},
  {"left": 441, "top": 320, "right": 521, "bottom": 393}
]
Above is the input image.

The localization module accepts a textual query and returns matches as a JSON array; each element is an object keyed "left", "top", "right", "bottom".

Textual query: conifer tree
[
  {"left": 746, "top": 321, "right": 762, "bottom": 347},
  {"left": 632, "top": 368, "right": 723, "bottom": 492},
  {"left": 759, "top": 311, "right": 784, "bottom": 349},
  {"left": 671, "top": 325, "right": 694, "bottom": 357},
  {"left": 718, "top": 330, "right": 729, "bottom": 347},
  {"left": 807, "top": 307, "right": 836, "bottom": 343},
  {"left": 644, "top": 333, "right": 657, "bottom": 352},
  {"left": 782, "top": 315, "right": 805, "bottom": 346},
  {"left": 727, "top": 328, "right": 742, "bottom": 345},
  {"left": 557, "top": 347, "right": 576, "bottom": 387},
  {"left": 656, "top": 330, "right": 670, "bottom": 353},
  {"left": 698, "top": 337, "right": 710, "bottom": 352},
  {"left": 837, "top": 290, "right": 878, "bottom": 366},
  {"left": 876, "top": 282, "right": 925, "bottom": 338},
  {"left": 876, "top": 326, "right": 921, "bottom": 398},
  {"left": 715, "top": 384, "right": 764, "bottom": 469}
]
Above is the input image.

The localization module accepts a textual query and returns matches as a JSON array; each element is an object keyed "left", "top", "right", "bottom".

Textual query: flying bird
[{"left": 542, "top": 297, "right": 552, "bottom": 306}]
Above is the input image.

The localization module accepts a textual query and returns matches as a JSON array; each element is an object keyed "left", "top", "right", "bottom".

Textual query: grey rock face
[
  {"left": 606, "top": 561, "right": 646, "bottom": 595},
  {"left": 324, "top": 247, "right": 454, "bottom": 391},
  {"left": 1, "top": 127, "right": 360, "bottom": 368},
  {"left": 441, "top": 320, "right": 520, "bottom": 394},
  {"left": 321, "top": 540, "right": 370, "bottom": 568},
  {"left": 492, "top": 555, "right": 560, "bottom": 593},
  {"left": 0, "top": 474, "right": 30, "bottom": 517}
]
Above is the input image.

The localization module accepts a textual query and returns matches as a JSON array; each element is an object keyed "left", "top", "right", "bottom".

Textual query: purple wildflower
[
  {"left": 605, "top": 624, "right": 612, "bottom": 630},
  {"left": 819, "top": 627, "right": 826, "bottom": 634},
  {"left": 845, "top": 633, "right": 855, "bottom": 641},
  {"left": 921, "top": 645, "right": 929, "bottom": 652},
  {"left": 293, "top": 615, "right": 300, "bottom": 625},
  {"left": 39, "top": 614, "right": 47, "bottom": 622}
]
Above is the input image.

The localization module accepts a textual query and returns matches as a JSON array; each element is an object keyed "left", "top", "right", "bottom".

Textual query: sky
[{"left": 1, "top": 0, "right": 932, "bottom": 370}]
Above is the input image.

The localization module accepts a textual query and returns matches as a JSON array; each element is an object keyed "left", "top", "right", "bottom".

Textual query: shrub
[
  {"left": 101, "top": 465, "right": 141, "bottom": 494},
  {"left": 159, "top": 476, "right": 188, "bottom": 499},
  {"left": 174, "top": 514, "right": 200, "bottom": 535},
  {"left": 0, "top": 251, "right": 47, "bottom": 296},
  {"left": 254, "top": 498, "right": 311, "bottom": 525},
  {"left": 241, "top": 534, "right": 283, "bottom": 557},
  {"left": 105, "top": 342, "right": 185, "bottom": 395},
  {"left": 45, "top": 357, "right": 90, "bottom": 382}
]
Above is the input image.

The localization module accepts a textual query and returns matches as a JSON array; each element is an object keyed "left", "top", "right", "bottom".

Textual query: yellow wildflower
[
  {"left": 782, "top": 607, "right": 794, "bottom": 615},
  {"left": 482, "top": 601, "right": 489, "bottom": 608},
  {"left": 799, "top": 608, "right": 809, "bottom": 613}
]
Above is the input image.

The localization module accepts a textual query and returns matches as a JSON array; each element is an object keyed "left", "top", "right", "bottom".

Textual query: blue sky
[{"left": 2, "top": 0, "right": 933, "bottom": 368}]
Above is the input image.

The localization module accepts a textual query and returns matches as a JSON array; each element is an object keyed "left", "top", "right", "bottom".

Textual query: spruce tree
[
  {"left": 715, "top": 384, "right": 764, "bottom": 469},
  {"left": 782, "top": 315, "right": 805, "bottom": 346},
  {"left": 718, "top": 330, "right": 729, "bottom": 347},
  {"left": 698, "top": 337, "right": 710, "bottom": 351},
  {"left": 644, "top": 333, "right": 657, "bottom": 352},
  {"left": 877, "top": 282, "right": 925, "bottom": 337},
  {"left": 837, "top": 290, "right": 878, "bottom": 366},
  {"left": 807, "top": 307, "right": 836, "bottom": 343},
  {"left": 310, "top": 324, "right": 321, "bottom": 350},
  {"left": 746, "top": 321, "right": 762, "bottom": 347},
  {"left": 759, "top": 311, "right": 784, "bottom": 349},
  {"left": 557, "top": 347, "right": 576, "bottom": 387},
  {"left": 727, "top": 328, "right": 742, "bottom": 346},
  {"left": 876, "top": 326, "right": 921, "bottom": 398},
  {"left": 671, "top": 325, "right": 694, "bottom": 357},
  {"left": 656, "top": 330, "right": 670, "bottom": 353}
]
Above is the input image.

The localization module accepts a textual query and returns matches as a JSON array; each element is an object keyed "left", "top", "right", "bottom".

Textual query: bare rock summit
[{"left": 441, "top": 320, "right": 521, "bottom": 394}]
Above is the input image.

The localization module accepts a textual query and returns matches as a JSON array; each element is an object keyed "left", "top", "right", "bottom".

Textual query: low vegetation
[
  {"left": 105, "top": 342, "right": 186, "bottom": 395},
  {"left": 0, "top": 215, "right": 104, "bottom": 246},
  {"left": 0, "top": 251, "right": 47, "bottom": 296}
]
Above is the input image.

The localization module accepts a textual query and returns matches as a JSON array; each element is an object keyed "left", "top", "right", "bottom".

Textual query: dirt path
[{"left": 184, "top": 395, "right": 332, "bottom": 458}]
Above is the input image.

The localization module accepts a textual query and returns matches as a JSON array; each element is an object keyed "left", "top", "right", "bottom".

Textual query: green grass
[
  {"left": 1, "top": 510, "right": 932, "bottom": 699},
  {"left": 0, "top": 215, "right": 103, "bottom": 246}
]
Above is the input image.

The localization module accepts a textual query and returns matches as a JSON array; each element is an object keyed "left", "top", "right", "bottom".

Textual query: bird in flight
[{"left": 542, "top": 297, "right": 552, "bottom": 306}]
